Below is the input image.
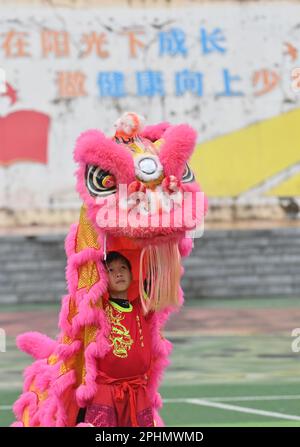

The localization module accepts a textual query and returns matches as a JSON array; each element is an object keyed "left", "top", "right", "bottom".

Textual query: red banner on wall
[{"left": 0, "top": 110, "right": 50, "bottom": 165}]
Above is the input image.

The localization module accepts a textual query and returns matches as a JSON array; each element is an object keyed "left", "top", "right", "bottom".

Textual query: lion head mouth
[{"left": 92, "top": 181, "right": 205, "bottom": 242}]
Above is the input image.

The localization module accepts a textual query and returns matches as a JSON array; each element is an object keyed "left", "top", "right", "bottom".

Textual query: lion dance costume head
[{"left": 12, "top": 112, "right": 208, "bottom": 427}]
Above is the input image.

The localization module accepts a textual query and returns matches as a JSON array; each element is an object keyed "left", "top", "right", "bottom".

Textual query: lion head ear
[
  {"left": 159, "top": 124, "right": 197, "bottom": 179},
  {"left": 74, "top": 129, "right": 135, "bottom": 187},
  {"left": 140, "top": 122, "right": 170, "bottom": 142}
]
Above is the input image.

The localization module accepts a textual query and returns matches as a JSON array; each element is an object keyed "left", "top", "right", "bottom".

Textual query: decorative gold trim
[{"left": 110, "top": 300, "right": 133, "bottom": 313}]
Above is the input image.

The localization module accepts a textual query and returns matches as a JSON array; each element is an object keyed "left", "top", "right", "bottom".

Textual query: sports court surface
[{"left": 1, "top": 297, "right": 300, "bottom": 427}]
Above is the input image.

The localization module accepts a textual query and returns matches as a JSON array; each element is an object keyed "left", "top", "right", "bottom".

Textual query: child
[
  {"left": 82, "top": 251, "right": 154, "bottom": 427},
  {"left": 12, "top": 114, "right": 205, "bottom": 428}
]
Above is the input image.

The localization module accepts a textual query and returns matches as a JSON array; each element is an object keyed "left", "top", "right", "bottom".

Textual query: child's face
[{"left": 106, "top": 259, "right": 132, "bottom": 295}]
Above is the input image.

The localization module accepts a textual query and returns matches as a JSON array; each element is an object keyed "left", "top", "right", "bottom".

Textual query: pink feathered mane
[{"left": 12, "top": 116, "right": 208, "bottom": 427}]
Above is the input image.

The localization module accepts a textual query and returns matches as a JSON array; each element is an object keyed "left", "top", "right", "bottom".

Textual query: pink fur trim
[
  {"left": 17, "top": 332, "right": 57, "bottom": 360},
  {"left": 57, "top": 224, "right": 112, "bottom": 408},
  {"left": 56, "top": 339, "right": 82, "bottom": 359},
  {"left": 64, "top": 223, "right": 78, "bottom": 257},
  {"left": 178, "top": 237, "right": 193, "bottom": 257},
  {"left": 38, "top": 369, "right": 76, "bottom": 426},
  {"left": 13, "top": 391, "right": 39, "bottom": 426},
  {"left": 153, "top": 409, "right": 165, "bottom": 427},
  {"left": 140, "top": 122, "right": 170, "bottom": 141},
  {"left": 34, "top": 363, "right": 58, "bottom": 392},
  {"left": 52, "top": 369, "right": 76, "bottom": 396},
  {"left": 38, "top": 398, "right": 58, "bottom": 427},
  {"left": 76, "top": 422, "right": 94, "bottom": 427},
  {"left": 11, "top": 422, "right": 24, "bottom": 427},
  {"left": 74, "top": 130, "right": 135, "bottom": 184},
  {"left": 146, "top": 306, "right": 174, "bottom": 426},
  {"left": 58, "top": 294, "right": 74, "bottom": 337},
  {"left": 66, "top": 247, "right": 102, "bottom": 295},
  {"left": 12, "top": 113, "right": 204, "bottom": 426},
  {"left": 22, "top": 359, "right": 48, "bottom": 391},
  {"left": 75, "top": 311, "right": 111, "bottom": 407},
  {"left": 159, "top": 124, "right": 197, "bottom": 179}
]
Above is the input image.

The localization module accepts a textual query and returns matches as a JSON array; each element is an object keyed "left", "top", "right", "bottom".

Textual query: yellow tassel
[{"left": 139, "top": 241, "right": 181, "bottom": 313}]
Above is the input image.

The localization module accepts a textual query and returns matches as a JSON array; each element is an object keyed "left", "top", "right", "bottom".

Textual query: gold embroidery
[
  {"left": 47, "top": 354, "right": 58, "bottom": 365},
  {"left": 82, "top": 364, "right": 87, "bottom": 385},
  {"left": 59, "top": 355, "right": 78, "bottom": 376},
  {"left": 110, "top": 300, "right": 133, "bottom": 313},
  {"left": 90, "top": 298, "right": 103, "bottom": 310},
  {"left": 135, "top": 313, "right": 145, "bottom": 347},
  {"left": 22, "top": 406, "right": 30, "bottom": 427},
  {"left": 84, "top": 325, "right": 97, "bottom": 346},
  {"left": 105, "top": 304, "right": 134, "bottom": 358},
  {"left": 67, "top": 297, "right": 78, "bottom": 324},
  {"left": 72, "top": 205, "right": 102, "bottom": 387},
  {"left": 76, "top": 205, "right": 100, "bottom": 252},
  {"left": 29, "top": 382, "right": 48, "bottom": 402},
  {"left": 60, "top": 361, "right": 68, "bottom": 375},
  {"left": 128, "top": 141, "right": 144, "bottom": 154},
  {"left": 76, "top": 205, "right": 101, "bottom": 291},
  {"left": 78, "top": 261, "right": 99, "bottom": 290},
  {"left": 62, "top": 335, "right": 73, "bottom": 345},
  {"left": 22, "top": 381, "right": 48, "bottom": 426}
]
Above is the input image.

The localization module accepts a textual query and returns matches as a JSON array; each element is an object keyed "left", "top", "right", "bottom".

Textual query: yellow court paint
[{"left": 190, "top": 108, "right": 300, "bottom": 197}]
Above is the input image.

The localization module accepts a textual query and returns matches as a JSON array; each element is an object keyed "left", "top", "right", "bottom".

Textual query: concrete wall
[
  {"left": 1, "top": 226, "right": 300, "bottom": 304},
  {"left": 1, "top": 0, "right": 300, "bottom": 228}
]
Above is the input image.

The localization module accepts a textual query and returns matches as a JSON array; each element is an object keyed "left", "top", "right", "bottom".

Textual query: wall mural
[{"left": 0, "top": 3, "right": 299, "bottom": 212}]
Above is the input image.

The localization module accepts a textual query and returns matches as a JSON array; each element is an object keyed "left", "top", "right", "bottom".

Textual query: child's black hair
[{"left": 104, "top": 251, "right": 132, "bottom": 272}]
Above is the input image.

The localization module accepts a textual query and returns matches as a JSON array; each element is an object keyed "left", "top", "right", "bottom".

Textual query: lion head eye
[
  {"left": 86, "top": 165, "right": 117, "bottom": 197},
  {"left": 181, "top": 164, "right": 195, "bottom": 183}
]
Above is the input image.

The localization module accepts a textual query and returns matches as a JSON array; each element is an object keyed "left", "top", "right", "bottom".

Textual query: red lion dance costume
[{"left": 12, "top": 112, "right": 208, "bottom": 427}]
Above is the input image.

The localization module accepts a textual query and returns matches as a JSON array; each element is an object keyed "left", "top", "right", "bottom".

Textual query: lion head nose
[
  {"left": 134, "top": 155, "right": 163, "bottom": 183},
  {"left": 139, "top": 157, "right": 157, "bottom": 175}
]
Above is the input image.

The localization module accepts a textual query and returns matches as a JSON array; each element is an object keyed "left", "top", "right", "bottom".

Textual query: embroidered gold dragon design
[{"left": 105, "top": 304, "right": 134, "bottom": 358}]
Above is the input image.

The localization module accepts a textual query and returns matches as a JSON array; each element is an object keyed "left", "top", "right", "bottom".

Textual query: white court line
[
  {"left": 164, "top": 398, "right": 300, "bottom": 421},
  {"left": 164, "top": 395, "right": 300, "bottom": 402},
  {"left": 2, "top": 395, "right": 300, "bottom": 411},
  {"left": 3, "top": 394, "right": 300, "bottom": 421}
]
